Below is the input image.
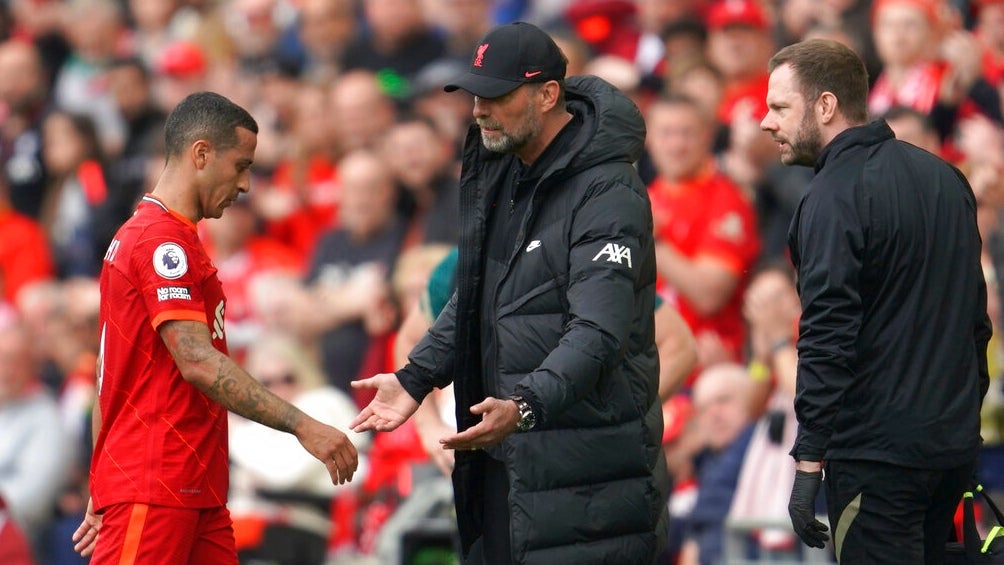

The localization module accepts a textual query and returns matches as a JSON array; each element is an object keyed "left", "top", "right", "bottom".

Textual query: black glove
[{"left": 788, "top": 469, "right": 829, "bottom": 548}]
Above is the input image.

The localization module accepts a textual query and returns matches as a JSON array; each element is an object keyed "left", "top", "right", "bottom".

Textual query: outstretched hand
[
  {"left": 440, "top": 397, "right": 520, "bottom": 451},
  {"left": 350, "top": 372, "right": 420, "bottom": 432},
  {"left": 71, "top": 497, "right": 101, "bottom": 557}
]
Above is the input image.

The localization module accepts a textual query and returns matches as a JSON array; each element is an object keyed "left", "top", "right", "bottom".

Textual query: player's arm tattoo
[
  {"left": 205, "top": 355, "right": 301, "bottom": 433},
  {"left": 161, "top": 320, "right": 303, "bottom": 434}
]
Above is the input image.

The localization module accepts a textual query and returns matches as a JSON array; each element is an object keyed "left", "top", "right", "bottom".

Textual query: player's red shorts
[{"left": 90, "top": 503, "right": 237, "bottom": 565}]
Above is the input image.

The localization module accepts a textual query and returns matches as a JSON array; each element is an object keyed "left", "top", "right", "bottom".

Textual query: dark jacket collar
[{"left": 815, "top": 119, "right": 895, "bottom": 173}]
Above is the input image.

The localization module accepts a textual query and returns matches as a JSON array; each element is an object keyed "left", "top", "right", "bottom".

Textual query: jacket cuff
[
  {"left": 789, "top": 428, "right": 826, "bottom": 461},
  {"left": 396, "top": 363, "right": 435, "bottom": 404},
  {"left": 789, "top": 443, "right": 826, "bottom": 462}
]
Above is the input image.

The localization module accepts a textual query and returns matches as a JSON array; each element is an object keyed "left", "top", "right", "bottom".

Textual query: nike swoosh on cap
[{"left": 524, "top": 71, "right": 542, "bottom": 78}]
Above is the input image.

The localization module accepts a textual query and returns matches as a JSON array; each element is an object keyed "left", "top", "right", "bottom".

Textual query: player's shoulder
[{"left": 114, "top": 206, "right": 201, "bottom": 271}]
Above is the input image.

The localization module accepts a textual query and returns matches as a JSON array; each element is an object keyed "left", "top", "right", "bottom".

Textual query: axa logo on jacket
[{"left": 592, "top": 242, "right": 633, "bottom": 268}]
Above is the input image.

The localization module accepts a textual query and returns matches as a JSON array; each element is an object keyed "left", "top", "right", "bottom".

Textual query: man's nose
[{"left": 473, "top": 96, "right": 490, "bottom": 117}]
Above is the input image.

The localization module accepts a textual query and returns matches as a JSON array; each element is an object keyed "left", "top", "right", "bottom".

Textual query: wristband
[{"left": 770, "top": 338, "right": 793, "bottom": 355}]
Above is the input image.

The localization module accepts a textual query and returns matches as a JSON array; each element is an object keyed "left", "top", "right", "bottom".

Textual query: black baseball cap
[{"left": 444, "top": 22, "right": 567, "bottom": 99}]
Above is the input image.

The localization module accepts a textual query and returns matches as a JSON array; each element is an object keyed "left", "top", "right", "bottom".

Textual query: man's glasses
[{"left": 259, "top": 373, "right": 296, "bottom": 388}]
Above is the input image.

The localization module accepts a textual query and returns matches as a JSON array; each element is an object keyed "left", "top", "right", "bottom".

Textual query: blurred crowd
[{"left": 1, "top": 0, "right": 1004, "bottom": 564}]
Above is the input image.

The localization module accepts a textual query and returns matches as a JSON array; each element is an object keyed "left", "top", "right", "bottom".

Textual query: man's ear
[
  {"left": 538, "top": 80, "right": 561, "bottom": 113},
  {"left": 192, "top": 140, "right": 211, "bottom": 169},
  {"left": 817, "top": 92, "right": 839, "bottom": 125}
]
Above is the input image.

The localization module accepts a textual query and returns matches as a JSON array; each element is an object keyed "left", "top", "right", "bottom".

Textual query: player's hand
[
  {"left": 297, "top": 420, "right": 359, "bottom": 485},
  {"left": 350, "top": 373, "right": 420, "bottom": 432},
  {"left": 71, "top": 497, "right": 101, "bottom": 557},
  {"left": 440, "top": 397, "right": 520, "bottom": 451},
  {"left": 788, "top": 469, "right": 829, "bottom": 548}
]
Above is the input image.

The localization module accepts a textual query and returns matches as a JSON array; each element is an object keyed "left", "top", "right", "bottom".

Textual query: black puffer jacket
[{"left": 398, "top": 75, "right": 668, "bottom": 564}]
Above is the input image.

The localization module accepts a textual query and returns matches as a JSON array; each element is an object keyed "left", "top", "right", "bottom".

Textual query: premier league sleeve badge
[{"left": 153, "top": 242, "right": 189, "bottom": 279}]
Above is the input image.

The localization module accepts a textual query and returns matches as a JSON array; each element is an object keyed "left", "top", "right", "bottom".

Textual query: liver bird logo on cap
[{"left": 474, "top": 43, "right": 489, "bottom": 67}]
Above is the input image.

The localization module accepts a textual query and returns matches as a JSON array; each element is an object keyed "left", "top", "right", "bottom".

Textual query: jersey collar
[{"left": 141, "top": 194, "right": 197, "bottom": 230}]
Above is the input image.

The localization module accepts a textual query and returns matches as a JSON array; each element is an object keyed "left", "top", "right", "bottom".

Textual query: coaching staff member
[
  {"left": 351, "top": 21, "right": 668, "bottom": 564},
  {"left": 760, "top": 39, "right": 991, "bottom": 563},
  {"left": 71, "top": 92, "right": 359, "bottom": 564}
]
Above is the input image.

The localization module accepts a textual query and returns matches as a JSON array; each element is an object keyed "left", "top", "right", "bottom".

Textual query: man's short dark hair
[
  {"left": 163, "top": 91, "right": 258, "bottom": 158},
  {"left": 767, "top": 39, "right": 869, "bottom": 124},
  {"left": 660, "top": 17, "right": 708, "bottom": 44},
  {"left": 110, "top": 56, "right": 150, "bottom": 79}
]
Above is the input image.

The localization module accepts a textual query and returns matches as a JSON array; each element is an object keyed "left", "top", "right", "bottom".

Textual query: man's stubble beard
[
  {"left": 480, "top": 100, "right": 542, "bottom": 154},
  {"left": 785, "top": 109, "right": 824, "bottom": 167}
]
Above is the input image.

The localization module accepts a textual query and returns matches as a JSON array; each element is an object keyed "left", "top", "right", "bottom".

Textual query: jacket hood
[{"left": 560, "top": 75, "right": 646, "bottom": 177}]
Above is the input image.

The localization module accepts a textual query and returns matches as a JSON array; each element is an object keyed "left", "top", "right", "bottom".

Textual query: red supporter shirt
[
  {"left": 717, "top": 73, "right": 770, "bottom": 127},
  {"left": 649, "top": 164, "right": 761, "bottom": 360},
  {"left": 264, "top": 156, "right": 339, "bottom": 260},
  {"left": 91, "top": 195, "right": 229, "bottom": 512},
  {"left": 868, "top": 61, "right": 945, "bottom": 116},
  {"left": 0, "top": 207, "right": 54, "bottom": 302}
]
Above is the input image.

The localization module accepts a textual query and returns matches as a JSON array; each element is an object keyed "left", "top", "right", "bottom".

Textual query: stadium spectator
[
  {"left": 0, "top": 317, "right": 71, "bottom": 559},
  {"left": 729, "top": 261, "right": 805, "bottom": 560},
  {"left": 328, "top": 69, "right": 397, "bottom": 152},
  {"left": 974, "top": 0, "right": 1004, "bottom": 86},
  {"left": 152, "top": 40, "right": 211, "bottom": 115},
  {"left": 126, "top": 0, "right": 187, "bottom": 70},
  {"left": 342, "top": 0, "right": 447, "bottom": 99},
  {"left": 379, "top": 116, "right": 460, "bottom": 247},
  {"left": 679, "top": 362, "right": 756, "bottom": 565},
  {"left": 34, "top": 277, "right": 99, "bottom": 565},
  {"left": 645, "top": 93, "right": 761, "bottom": 370},
  {"left": 659, "top": 17, "right": 710, "bottom": 86},
  {"left": 0, "top": 175, "right": 53, "bottom": 305},
  {"left": 0, "top": 39, "right": 50, "bottom": 219},
  {"left": 287, "top": 0, "right": 357, "bottom": 84},
  {"left": 51, "top": 0, "right": 128, "bottom": 156},
  {"left": 257, "top": 82, "right": 340, "bottom": 260},
  {"left": 869, "top": 0, "right": 1002, "bottom": 152},
  {"left": 226, "top": 0, "right": 294, "bottom": 77},
  {"left": 38, "top": 110, "right": 108, "bottom": 278},
  {"left": 103, "top": 57, "right": 167, "bottom": 244},
  {"left": 425, "top": 0, "right": 495, "bottom": 60},
  {"left": 705, "top": 0, "right": 775, "bottom": 131}
]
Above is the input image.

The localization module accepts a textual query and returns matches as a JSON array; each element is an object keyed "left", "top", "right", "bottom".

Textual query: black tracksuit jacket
[{"left": 788, "top": 120, "right": 991, "bottom": 469}]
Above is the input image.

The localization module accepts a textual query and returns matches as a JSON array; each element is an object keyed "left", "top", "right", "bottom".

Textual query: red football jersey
[
  {"left": 91, "top": 195, "right": 230, "bottom": 511},
  {"left": 649, "top": 164, "right": 761, "bottom": 361}
]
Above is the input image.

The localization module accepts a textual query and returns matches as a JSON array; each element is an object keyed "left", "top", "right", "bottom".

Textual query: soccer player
[{"left": 71, "top": 92, "right": 359, "bottom": 564}]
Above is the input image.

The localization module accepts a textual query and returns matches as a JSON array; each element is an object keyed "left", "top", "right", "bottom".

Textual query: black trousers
[
  {"left": 464, "top": 456, "right": 513, "bottom": 565},
  {"left": 824, "top": 458, "right": 975, "bottom": 564}
]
